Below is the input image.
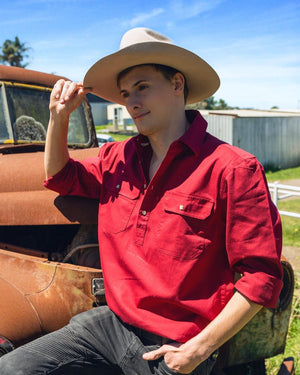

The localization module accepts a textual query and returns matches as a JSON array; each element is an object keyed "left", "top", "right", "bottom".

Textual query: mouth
[{"left": 133, "top": 111, "right": 150, "bottom": 120}]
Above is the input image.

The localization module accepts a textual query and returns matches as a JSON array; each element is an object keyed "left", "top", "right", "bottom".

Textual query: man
[{"left": 0, "top": 27, "right": 282, "bottom": 375}]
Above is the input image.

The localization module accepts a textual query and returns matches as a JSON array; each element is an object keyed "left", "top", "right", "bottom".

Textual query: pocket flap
[
  {"left": 104, "top": 179, "right": 140, "bottom": 200},
  {"left": 163, "top": 192, "right": 214, "bottom": 219}
]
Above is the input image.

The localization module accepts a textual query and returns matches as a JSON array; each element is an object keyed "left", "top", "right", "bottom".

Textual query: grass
[
  {"left": 106, "top": 132, "right": 133, "bottom": 142},
  {"left": 265, "top": 166, "right": 300, "bottom": 374},
  {"left": 265, "top": 166, "right": 300, "bottom": 248},
  {"left": 95, "top": 125, "right": 134, "bottom": 143},
  {"left": 278, "top": 200, "right": 300, "bottom": 247},
  {"left": 94, "top": 125, "right": 108, "bottom": 131},
  {"left": 265, "top": 166, "right": 300, "bottom": 182}
]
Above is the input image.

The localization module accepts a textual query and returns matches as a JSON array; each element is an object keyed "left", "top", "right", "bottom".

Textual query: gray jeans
[{"left": 0, "top": 306, "right": 217, "bottom": 375}]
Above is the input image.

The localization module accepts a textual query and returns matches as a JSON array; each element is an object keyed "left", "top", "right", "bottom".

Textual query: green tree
[
  {"left": 215, "top": 98, "right": 230, "bottom": 109},
  {"left": 204, "top": 96, "right": 217, "bottom": 109},
  {"left": 204, "top": 96, "right": 232, "bottom": 110},
  {"left": 186, "top": 96, "right": 233, "bottom": 110},
  {"left": 0, "top": 36, "right": 31, "bottom": 67}
]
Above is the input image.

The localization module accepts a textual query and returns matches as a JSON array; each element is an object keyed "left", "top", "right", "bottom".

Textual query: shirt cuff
[{"left": 235, "top": 271, "right": 283, "bottom": 309}]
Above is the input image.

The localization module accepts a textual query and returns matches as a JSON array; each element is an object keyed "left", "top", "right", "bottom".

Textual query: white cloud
[
  {"left": 124, "top": 8, "right": 165, "bottom": 28},
  {"left": 169, "top": 0, "right": 224, "bottom": 19},
  {"left": 0, "top": 15, "right": 50, "bottom": 27}
]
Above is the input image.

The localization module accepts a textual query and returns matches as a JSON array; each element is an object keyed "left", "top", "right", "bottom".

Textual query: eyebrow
[{"left": 119, "top": 79, "right": 147, "bottom": 95}]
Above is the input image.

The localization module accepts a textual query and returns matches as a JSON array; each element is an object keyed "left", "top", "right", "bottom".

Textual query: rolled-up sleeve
[
  {"left": 44, "top": 157, "right": 102, "bottom": 200},
  {"left": 224, "top": 157, "right": 283, "bottom": 308}
]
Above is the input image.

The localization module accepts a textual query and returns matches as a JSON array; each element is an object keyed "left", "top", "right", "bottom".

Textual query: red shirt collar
[{"left": 134, "top": 110, "right": 208, "bottom": 156}]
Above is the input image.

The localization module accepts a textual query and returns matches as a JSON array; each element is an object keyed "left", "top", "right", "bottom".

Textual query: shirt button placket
[{"left": 136, "top": 209, "right": 149, "bottom": 246}]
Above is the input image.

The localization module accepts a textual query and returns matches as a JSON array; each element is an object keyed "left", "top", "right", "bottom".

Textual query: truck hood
[{"left": 0, "top": 149, "right": 99, "bottom": 225}]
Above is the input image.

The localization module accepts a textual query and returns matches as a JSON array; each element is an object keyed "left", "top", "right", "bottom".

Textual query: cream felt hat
[{"left": 83, "top": 27, "right": 220, "bottom": 105}]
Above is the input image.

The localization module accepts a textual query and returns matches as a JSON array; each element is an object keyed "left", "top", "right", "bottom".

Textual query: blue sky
[{"left": 1, "top": 0, "right": 299, "bottom": 110}]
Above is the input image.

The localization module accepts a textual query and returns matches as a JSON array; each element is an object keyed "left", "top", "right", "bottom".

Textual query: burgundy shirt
[{"left": 44, "top": 110, "right": 283, "bottom": 343}]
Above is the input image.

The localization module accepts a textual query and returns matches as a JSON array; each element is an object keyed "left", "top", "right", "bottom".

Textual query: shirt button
[
  {"left": 116, "top": 184, "right": 120, "bottom": 189},
  {"left": 179, "top": 204, "right": 184, "bottom": 210},
  {"left": 144, "top": 184, "right": 147, "bottom": 189},
  {"left": 141, "top": 210, "right": 147, "bottom": 216}
]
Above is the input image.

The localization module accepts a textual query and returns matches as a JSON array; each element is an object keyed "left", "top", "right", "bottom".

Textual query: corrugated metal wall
[
  {"left": 233, "top": 117, "right": 300, "bottom": 169},
  {"left": 203, "top": 114, "right": 233, "bottom": 144},
  {"left": 202, "top": 113, "right": 300, "bottom": 169}
]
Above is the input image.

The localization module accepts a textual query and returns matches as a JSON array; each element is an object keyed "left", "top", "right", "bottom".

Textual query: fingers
[
  {"left": 143, "top": 342, "right": 182, "bottom": 361},
  {"left": 52, "top": 79, "right": 85, "bottom": 104},
  {"left": 143, "top": 347, "right": 166, "bottom": 361}
]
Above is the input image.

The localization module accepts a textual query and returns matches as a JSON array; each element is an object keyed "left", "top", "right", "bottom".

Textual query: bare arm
[
  {"left": 44, "top": 80, "right": 87, "bottom": 178},
  {"left": 143, "top": 291, "right": 262, "bottom": 374}
]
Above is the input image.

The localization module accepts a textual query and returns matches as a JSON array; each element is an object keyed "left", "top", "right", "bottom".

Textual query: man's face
[{"left": 118, "top": 65, "right": 181, "bottom": 137}]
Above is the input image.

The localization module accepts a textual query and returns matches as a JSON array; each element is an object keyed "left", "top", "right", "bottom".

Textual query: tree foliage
[
  {"left": 187, "top": 96, "right": 233, "bottom": 110},
  {"left": 0, "top": 37, "right": 31, "bottom": 68}
]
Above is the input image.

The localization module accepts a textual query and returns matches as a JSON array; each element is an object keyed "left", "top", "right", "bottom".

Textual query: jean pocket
[
  {"left": 203, "top": 351, "right": 218, "bottom": 375},
  {"left": 159, "top": 359, "right": 185, "bottom": 375},
  {"left": 159, "top": 350, "right": 219, "bottom": 375}
]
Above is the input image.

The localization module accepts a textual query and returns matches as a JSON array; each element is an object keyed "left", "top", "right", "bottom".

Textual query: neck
[
  {"left": 151, "top": 110, "right": 188, "bottom": 155},
  {"left": 148, "top": 109, "right": 189, "bottom": 180}
]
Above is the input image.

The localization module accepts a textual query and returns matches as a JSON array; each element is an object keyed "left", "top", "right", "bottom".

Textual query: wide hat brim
[{"left": 83, "top": 42, "right": 220, "bottom": 105}]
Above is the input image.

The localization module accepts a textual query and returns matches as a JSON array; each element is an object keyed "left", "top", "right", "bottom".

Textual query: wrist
[
  {"left": 181, "top": 334, "right": 216, "bottom": 365},
  {"left": 49, "top": 110, "right": 69, "bottom": 124}
]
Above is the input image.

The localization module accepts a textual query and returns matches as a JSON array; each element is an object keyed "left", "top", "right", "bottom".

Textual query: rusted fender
[
  {"left": 0, "top": 149, "right": 98, "bottom": 193},
  {"left": 0, "top": 249, "right": 103, "bottom": 347},
  {"left": 0, "top": 148, "right": 99, "bottom": 225}
]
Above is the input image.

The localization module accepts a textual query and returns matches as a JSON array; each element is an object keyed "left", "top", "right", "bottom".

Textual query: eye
[
  {"left": 138, "top": 84, "right": 148, "bottom": 91},
  {"left": 120, "top": 91, "right": 129, "bottom": 99}
]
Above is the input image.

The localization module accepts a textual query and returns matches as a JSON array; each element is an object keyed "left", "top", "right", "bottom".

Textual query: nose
[{"left": 126, "top": 93, "right": 141, "bottom": 111}]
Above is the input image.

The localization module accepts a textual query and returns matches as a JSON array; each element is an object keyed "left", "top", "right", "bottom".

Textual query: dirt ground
[
  {"left": 283, "top": 246, "right": 300, "bottom": 272},
  {"left": 278, "top": 179, "right": 300, "bottom": 187}
]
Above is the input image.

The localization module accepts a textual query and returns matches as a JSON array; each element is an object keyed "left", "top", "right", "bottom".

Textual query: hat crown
[
  {"left": 84, "top": 27, "right": 220, "bottom": 105},
  {"left": 120, "top": 27, "right": 172, "bottom": 49}
]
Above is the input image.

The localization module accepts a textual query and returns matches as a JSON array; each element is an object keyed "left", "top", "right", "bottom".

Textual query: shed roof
[{"left": 200, "top": 109, "right": 300, "bottom": 117}]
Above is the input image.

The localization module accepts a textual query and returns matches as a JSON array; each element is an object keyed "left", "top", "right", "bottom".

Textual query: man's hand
[
  {"left": 142, "top": 292, "right": 263, "bottom": 374},
  {"left": 143, "top": 342, "right": 203, "bottom": 374},
  {"left": 45, "top": 80, "right": 89, "bottom": 178},
  {"left": 50, "top": 79, "right": 87, "bottom": 119}
]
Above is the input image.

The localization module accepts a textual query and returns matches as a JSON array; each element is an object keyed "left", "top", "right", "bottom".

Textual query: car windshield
[{"left": 0, "top": 83, "right": 91, "bottom": 146}]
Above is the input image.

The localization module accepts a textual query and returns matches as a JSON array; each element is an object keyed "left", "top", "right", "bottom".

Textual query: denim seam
[
  {"left": 118, "top": 336, "right": 145, "bottom": 368},
  {"left": 46, "top": 358, "right": 90, "bottom": 375}
]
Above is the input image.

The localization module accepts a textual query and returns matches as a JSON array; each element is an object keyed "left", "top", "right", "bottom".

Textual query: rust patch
[{"left": 0, "top": 249, "right": 103, "bottom": 347}]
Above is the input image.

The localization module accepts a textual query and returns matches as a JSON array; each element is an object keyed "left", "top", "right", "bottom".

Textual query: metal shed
[{"left": 201, "top": 109, "right": 300, "bottom": 169}]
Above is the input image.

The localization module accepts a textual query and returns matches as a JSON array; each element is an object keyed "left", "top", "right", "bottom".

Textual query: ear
[{"left": 172, "top": 72, "right": 185, "bottom": 96}]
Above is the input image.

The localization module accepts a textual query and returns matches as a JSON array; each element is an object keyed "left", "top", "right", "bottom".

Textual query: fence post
[{"left": 273, "top": 182, "right": 278, "bottom": 207}]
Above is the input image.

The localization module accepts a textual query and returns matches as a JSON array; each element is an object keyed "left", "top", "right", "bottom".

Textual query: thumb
[{"left": 143, "top": 347, "right": 166, "bottom": 361}]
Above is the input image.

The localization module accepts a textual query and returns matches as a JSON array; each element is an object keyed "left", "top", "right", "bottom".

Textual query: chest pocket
[
  {"left": 156, "top": 192, "right": 214, "bottom": 260},
  {"left": 100, "top": 180, "right": 140, "bottom": 234}
]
